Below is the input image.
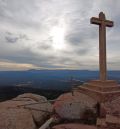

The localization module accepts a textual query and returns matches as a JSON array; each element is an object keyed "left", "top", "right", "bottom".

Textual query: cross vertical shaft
[
  {"left": 99, "top": 19, "right": 107, "bottom": 81},
  {"left": 90, "top": 12, "right": 113, "bottom": 81}
]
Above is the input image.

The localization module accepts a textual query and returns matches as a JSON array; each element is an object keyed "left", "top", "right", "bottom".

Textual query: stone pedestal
[{"left": 77, "top": 80, "right": 120, "bottom": 103}]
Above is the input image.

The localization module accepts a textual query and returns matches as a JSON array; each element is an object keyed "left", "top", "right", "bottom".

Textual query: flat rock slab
[{"left": 52, "top": 123, "right": 97, "bottom": 129}]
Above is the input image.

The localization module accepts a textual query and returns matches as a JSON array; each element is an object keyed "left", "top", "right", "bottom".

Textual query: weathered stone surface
[
  {"left": 16, "top": 93, "right": 53, "bottom": 126},
  {"left": 52, "top": 123, "right": 97, "bottom": 129},
  {"left": 15, "top": 93, "right": 47, "bottom": 102},
  {"left": 96, "top": 118, "right": 107, "bottom": 127},
  {"left": 96, "top": 115, "right": 120, "bottom": 129},
  {"left": 54, "top": 92, "right": 97, "bottom": 120},
  {"left": 0, "top": 108, "right": 36, "bottom": 129},
  {"left": 106, "top": 115, "right": 120, "bottom": 125},
  {"left": 102, "top": 96, "right": 120, "bottom": 116},
  {"left": 0, "top": 93, "right": 53, "bottom": 129}
]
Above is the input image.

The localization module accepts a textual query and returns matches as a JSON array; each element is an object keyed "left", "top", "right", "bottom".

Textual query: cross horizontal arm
[
  {"left": 105, "top": 20, "right": 114, "bottom": 27},
  {"left": 90, "top": 17, "right": 114, "bottom": 27},
  {"left": 90, "top": 17, "right": 101, "bottom": 25}
]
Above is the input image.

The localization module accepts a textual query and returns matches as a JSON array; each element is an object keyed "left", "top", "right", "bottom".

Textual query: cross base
[
  {"left": 89, "top": 80, "right": 117, "bottom": 87},
  {"left": 76, "top": 80, "right": 120, "bottom": 103}
]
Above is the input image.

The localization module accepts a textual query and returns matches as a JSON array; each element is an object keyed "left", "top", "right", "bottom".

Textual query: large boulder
[
  {"left": 53, "top": 92, "right": 97, "bottom": 120},
  {"left": 0, "top": 93, "right": 53, "bottom": 129}
]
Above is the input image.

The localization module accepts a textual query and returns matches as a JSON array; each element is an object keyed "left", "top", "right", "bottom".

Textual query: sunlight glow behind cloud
[{"left": 51, "top": 20, "right": 66, "bottom": 50}]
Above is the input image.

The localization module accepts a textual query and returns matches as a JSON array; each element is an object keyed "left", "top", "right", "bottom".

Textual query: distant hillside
[
  {"left": 0, "top": 70, "right": 120, "bottom": 90},
  {"left": 0, "top": 86, "right": 66, "bottom": 102}
]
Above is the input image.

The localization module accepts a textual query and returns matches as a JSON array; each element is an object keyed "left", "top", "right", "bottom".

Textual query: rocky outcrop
[
  {"left": 53, "top": 91, "right": 97, "bottom": 120},
  {"left": 0, "top": 93, "right": 53, "bottom": 129}
]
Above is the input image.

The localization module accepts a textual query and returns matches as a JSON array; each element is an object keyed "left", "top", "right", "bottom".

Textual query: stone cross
[{"left": 90, "top": 12, "right": 114, "bottom": 81}]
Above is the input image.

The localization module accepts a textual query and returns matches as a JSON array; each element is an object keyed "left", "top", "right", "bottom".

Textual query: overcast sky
[{"left": 0, "top": 0, "right": 120, "bottom": 71}]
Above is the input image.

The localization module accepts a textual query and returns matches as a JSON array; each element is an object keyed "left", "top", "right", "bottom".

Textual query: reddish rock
[
  {"left": 52, "top": 123, "right": 97, "bottom": 129},
  {"left": 106, "top": 115, "right": 120, "bottom": 125},
  {"left": 0, "top": 108, "right": 36, "bottom": 129},
  {"left": 54, "top": 92, "right": 97, "bottom": 120},
  {"left": 0, "top": 93, "right": 53, "bottom": 129},
  {"left": 101, "top": 96, "right": 120, "bottom": 117}
]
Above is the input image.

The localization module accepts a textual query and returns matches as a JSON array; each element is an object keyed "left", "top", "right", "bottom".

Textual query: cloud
[
  {"left": 5, "top": 36, "right": 19, "bottom": 43},
  {"left": 0, "top": 0, "right": 120, "bottom": 70},
  {"left": 0, "top": 60, "right": 40, "bottom": 71},
  {"left": 5, "top": 32, "right": 30, "bottom": 43}
]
